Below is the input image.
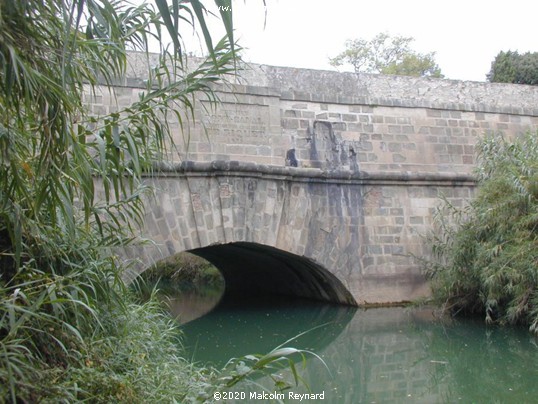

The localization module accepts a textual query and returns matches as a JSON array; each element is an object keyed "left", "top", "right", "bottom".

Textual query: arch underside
[{"left": 189, "top": 242, "right": 357, "bottom": 306}]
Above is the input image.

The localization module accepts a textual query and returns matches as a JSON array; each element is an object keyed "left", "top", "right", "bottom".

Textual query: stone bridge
[{"left": 103, "top": 56, "right": 538, "bottom": 305}]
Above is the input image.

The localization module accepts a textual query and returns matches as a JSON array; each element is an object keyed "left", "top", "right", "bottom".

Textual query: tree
[
  {"left": 488, "top": 50, "right": 538, "bottom": 85},
  {"left": 329, "top": 32, "right": 444, "bottom": 78},
  {"left": 0, "top": 0, "right": 239, "bottom": 400}
]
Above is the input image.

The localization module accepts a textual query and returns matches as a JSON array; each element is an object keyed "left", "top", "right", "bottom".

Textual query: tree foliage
[
  {"left": 487, "top": 50, "right": 538, "bottom": 85},
  {"left": 426, "top": 133, "right": 538, "bottom": 333},
  {"left": 329, "top": 32, "right": 443, "bottom": 78},
  {"left": 0, "top": 0, "right": 239, "bottom": 400}
]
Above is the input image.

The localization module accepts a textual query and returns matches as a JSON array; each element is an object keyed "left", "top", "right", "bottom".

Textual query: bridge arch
[
  {"left": 189, "top": 242, "right": 356, "bottom": 305},
  {"left": 120, "top": 161, "right": 364, "bottom": 305},
  {"left": 119, "top": 161, "right": 471, "bottom": 305}
]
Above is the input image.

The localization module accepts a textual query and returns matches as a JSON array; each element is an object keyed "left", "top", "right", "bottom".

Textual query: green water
[{"left": 175, "top": 295, "right": 538, "bottom": 403}]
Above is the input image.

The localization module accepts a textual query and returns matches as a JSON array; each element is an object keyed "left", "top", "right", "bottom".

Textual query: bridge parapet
[{"left": 86, "top": 53, "right": 538, "bottom": 177}]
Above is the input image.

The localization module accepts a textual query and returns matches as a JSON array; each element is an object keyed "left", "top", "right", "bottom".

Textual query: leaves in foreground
[{"left": 0, "top": 0, "right": 240, "bottom": 401}]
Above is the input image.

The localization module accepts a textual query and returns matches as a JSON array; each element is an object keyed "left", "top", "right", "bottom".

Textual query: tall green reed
[{"left": 426, "top": 132, "right": 538, "bottom": 332}]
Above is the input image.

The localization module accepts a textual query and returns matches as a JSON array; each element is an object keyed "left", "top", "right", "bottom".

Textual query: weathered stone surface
[
  {"left": 102, "top": 57, "right": 538, "bottom": 305},
  {"left": 118, "top": 163, "right": 475, "bottom": 306}
]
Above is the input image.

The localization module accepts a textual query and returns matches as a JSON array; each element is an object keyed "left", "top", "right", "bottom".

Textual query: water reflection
[
  {"left": 181, "top": 294, "right": 357, "bottom": 366},
  {"left": 167, "top": 289, "right": 222, "bottom": 324},
  {"left": 181, "top": 300, "right": 538, "bottom": 403}
]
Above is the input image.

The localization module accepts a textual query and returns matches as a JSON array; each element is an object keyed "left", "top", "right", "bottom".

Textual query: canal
[{"left": 169, "top": 291, "right": 538, "bottom": 403}]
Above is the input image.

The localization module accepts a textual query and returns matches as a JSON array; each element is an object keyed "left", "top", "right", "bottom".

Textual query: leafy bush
[
  {"left": 426, "top": 133, "right": 538, "bottom": 332},
  {"left": 488, "top": 51, "right": 538, "bottom": 85},
  {"left": 0, "top": 1, "right": 315, "bottom": 400}
]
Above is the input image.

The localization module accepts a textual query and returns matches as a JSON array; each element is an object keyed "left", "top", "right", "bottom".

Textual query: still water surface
[{"left": 171, "top": 293, "right": 538, "bottom": 403}]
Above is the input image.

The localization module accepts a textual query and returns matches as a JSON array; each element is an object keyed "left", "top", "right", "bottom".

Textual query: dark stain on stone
[{"left": 285, "top": 148, "right": 298, "bottom": 167}]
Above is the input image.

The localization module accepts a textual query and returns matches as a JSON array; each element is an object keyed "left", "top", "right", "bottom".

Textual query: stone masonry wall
[
  {"left": 101, "top": 55, "right": 538, "bottom": 304},
  {"left": 181, "top": 84, "right": 538, "bottom": 174},
  {"left": 119, "top": 162, "right": 474, "bottom": 304},
  {"left": 111, "top": 53, "right": 538, "bottom": 175}
]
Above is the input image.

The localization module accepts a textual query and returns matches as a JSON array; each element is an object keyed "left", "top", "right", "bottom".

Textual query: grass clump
[
  {"left": 0, "top": 232, "right": 214, "bottom": 402},
  {"left": 426, "top": 132, "right": 538, "bottom": 332}
]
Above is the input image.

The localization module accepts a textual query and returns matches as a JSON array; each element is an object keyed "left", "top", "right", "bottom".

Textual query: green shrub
[
  {"left": 488, "top": 51, "right": 538, "bottom": 85},
  {"left": 426, "top": 132, "right": 538, "bottom": 332},
  {"left": 0, "top": 1, "right": 314, "bottom": 400}
]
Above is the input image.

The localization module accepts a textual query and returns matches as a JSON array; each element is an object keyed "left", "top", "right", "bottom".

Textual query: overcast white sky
[{"left": 195, "top": 0, "right": 538, "bottom": 82}]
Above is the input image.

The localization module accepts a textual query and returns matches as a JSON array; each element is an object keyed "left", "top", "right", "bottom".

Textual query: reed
[{"left": 426, "top": 132, "right": 538, "bottom": 332}]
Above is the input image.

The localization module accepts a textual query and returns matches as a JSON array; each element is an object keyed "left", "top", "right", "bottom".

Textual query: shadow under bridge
[{"left": 189, "top": 242, "right": 357, "bottom": 306}]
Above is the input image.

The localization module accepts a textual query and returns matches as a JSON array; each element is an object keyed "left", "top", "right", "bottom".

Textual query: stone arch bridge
[{"left": 107, "top": 57, "right": 538, "bottom": 305}]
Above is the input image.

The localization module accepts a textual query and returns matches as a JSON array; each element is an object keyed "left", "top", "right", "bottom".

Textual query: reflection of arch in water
[
  {"left": 287, "top": 308, "right": 450, "bottom": 403},
  {"left": 181, "top": 295, "right": 357, "bottom": 367}
]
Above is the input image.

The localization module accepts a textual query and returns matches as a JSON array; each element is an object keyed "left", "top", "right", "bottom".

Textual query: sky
[{"left": 193, "top": 0, "right": 538, "bottom": 82}]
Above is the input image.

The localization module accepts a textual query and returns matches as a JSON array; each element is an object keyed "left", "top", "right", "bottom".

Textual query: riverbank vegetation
[
  {"left": 141, "top": 252, "right": 224, "bottom": 292},
  {"left": 426, "top": 133, "right": 538, "bottom": 333},
  {"left": 135, "top": 253, "right": 224, "bottom": 318},
  {"left": 0, "top": 0, "right": 307, "bottom": 401}
]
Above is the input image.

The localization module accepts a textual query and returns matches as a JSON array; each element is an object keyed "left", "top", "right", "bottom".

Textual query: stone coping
[
  {"left": 149, "top": 160, "right": 477, "bottom": 186},
  {"left": 120, "top": 52, "right": 538, "bottom": 117}
]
